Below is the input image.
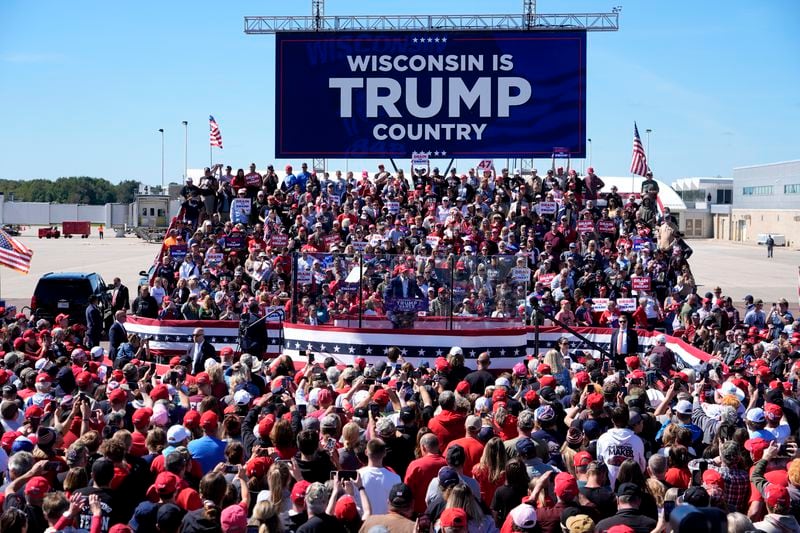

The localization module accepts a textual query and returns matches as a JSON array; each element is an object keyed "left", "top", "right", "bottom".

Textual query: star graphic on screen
[
  {"left": 294, "top": 342, "right": 301, "bottom": 349},
  {"left": 436, "top": 348, "right": 443, "bottom": 356},
  {"left": 412, "top": 37, "right": 418, "bottom": 43},
  {"left": 427, "top": 37, "right": 433, "bottom": 43},
  {"left": 400, "top": 348, "right": 408, "bottom": 356},
  {"left": 469, "top": 350, "right": 476, "bottom": 357},
  {"left": 365, "top": 346, "right": 373, "bottom": 354},
  {"left": 319, "top": 344, "right": 326, "bottom": 352},
  {"left": 500, "top": 348, "right": 506, "bottom": 356},
  {"left": 348, "top": 346, "right": 355, "bottom": 354},
  {"left": 333, "top": 345, "right": 341, "bottom": 352},
  {"left": 440, "top": 151, "right": 447, "bottom": 156},
  {"left": 441, "top": 37, "right": 447, "bottom": 43},
  {"left": 434, "top": 151, "right": 440, "bottom": 156},
  {"left": 434, "top": 37, "right": 440, "bottom": 43},
  {"left": 514, "top": 348, "right": 521, "bottom": 356},
  {"left": 306, "top": 343, "right": 313, "bottom": 351},
  {"left": 418, "top": 348, "right": 426, "bottom": 356}
]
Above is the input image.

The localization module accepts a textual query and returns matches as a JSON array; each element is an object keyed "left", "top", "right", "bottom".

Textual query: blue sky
[{"left": 1, "top": 0, "right": 798, "bottom": 186}]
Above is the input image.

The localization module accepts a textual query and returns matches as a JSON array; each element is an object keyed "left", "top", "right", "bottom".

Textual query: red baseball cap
[
  {"left": 586, "top": 393, "right": 604, "bottom": 411},
  {"left": 196, "top": 372, "right": 211, "bottom": 386},
  {"left": 36, "top": 373, "right": 52, "bottom": 384},
  {"left": 456, "top": 381, "right": 471, "bottom": 395},
  {"left": 133, "top": 407, "right": 153, "bottom": 429},
  {"left": 539, "top": 375, "right": 557, "bottom": 388},
  {"left": 765, "top": 484, "right": 790, "bottom": 508},
  {"left": 183, "top": 410, "right": 200, "bottom": 430},
  {"left": 624, "top": 355, "right": 640, "bottom": 370},
  {"left": 441, "top": 508, "right": 468, "bottom": 528},
  {"left": 574, "top": 451, "right": 593, "bottom": 468},
  {"left": 334, "top": 495, "right": 359, "bottom": 521},
  {"left": 627, "top": 370, "right": 646, "bottom": 381},
  {"left": 76, "top": 371, "right": 93, "bottom": 387},
  {"left": 373, "top": 389, "right": 390, "bottom": 407},
  {"left": 108, "top": 388, "right": 127, "bottom": 404},
  {"left": 702, "top": 469, "right": 724, "bottom": 489},
  {"left": 246, "top": 456, "right": 273, "bottom": 478},
  {"left": 24, "top": 476, "right": 50, "bottom": 498},
  {"left": 169, "top": 356, "right": 181, "bottom": 367},
  {"left": 354, "top": 357, "right": 367, "bottom": 369},
  {"left": 575, "top": 371, "right": 591, "bottom": 389},
  {"left": 25, "top": 405, "right": 44, "bottom": 419},
  {"left": 435, "top": 357, "right": 451, "bottom": 372},
  {"left": 154, "top": 472, "right": 179, "bottom": 495},
  {"left": 745, "top": 438, "right": 769, "bottom": 460},
  {"left": 764, "top": 403, "right": 783, "bottom": 422},
  {"left": 523, "top": 389, "right": 539, "bottom": 406},
  {"left": 291, "top": 480, "right": 311, "bottom": 503},
  {"left": 536, "top": 363, "right": 552, "bottom": 375},
  {"left": 554, "top": 472, "right": 578, "bottom": 500},
  {"left": 200, "top": 411, "right": 218, "bottom": 432},
  {"left": 150, "top": 384, "right": 169, "bottom": 402}
]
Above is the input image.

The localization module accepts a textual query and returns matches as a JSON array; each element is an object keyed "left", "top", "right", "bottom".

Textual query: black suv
[{"left": 31, "top": 272, "right": 113, "bottom": 329}]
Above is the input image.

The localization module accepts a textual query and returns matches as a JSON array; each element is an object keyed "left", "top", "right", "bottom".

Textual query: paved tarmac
[
  {"left": 1, "top": 226, "right": 160, "bottom": 312},
  {"left": 687, "top": 239, "right": 799, "bottom": 312},
  {"left": 1, "top": 229, "right": 797, "bottom": 315}
]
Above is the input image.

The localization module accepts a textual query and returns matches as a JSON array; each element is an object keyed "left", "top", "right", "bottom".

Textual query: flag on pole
[
  {"left": 630, "top": 122, "right": 649, "bottom": 176},
  {"left": 0, "top": 228, "right": 33, "bottom": 274},
  {"left": 209, "top": 115, "right": 223, "bottom": 149}
]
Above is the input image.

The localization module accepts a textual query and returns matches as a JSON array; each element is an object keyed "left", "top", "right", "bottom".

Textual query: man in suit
[
  {"left": 187, "top": 328, "right": 218, "bottom": 375},
  {"left": 386, "top": 266, "right": 425, "bottom": 300},
  {"left": 610, "top": 315, "right": 639, "bottom": 370},
  {"left": 85, "top": 295, "right": 103, "bottom": 348},
  {"left": 110, "top": 277, "right": 130, "bottom": 312},
  {"left": 108, "top": 310, "right": 127, "bottom": 364},
  {"left": 385, "top": 266, "right": 425, "bottom": 328}
]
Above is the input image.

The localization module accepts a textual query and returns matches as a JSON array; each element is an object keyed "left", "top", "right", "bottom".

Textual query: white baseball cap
[{"left": 167, "top": 425, "right": 190, "bottom": 445}]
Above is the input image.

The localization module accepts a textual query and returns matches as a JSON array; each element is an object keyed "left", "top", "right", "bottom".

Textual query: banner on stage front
[
  {"left": 385, "top": 297, "right": 429, "bottom": 313},
  {"left": 275, "top": 30, "right": 586, "bottom": 158}
]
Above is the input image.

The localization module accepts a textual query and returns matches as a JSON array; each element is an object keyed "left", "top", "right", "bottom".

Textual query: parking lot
[{"left": 2, "top": 227, "right": 160, "bottom": 312}]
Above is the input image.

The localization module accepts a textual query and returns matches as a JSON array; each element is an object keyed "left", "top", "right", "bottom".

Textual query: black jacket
[
  {"left": 108, "top": 321, "right": 127, "bottom": 360},
  {"left": 595, "top": 508, "right": 657, "bottom": 533},
  {"left": 186, "top": 341, "right": 218, "bottom": 375},
  {"left": 610, "top": 328, "right": 640, "bottom": 367}
]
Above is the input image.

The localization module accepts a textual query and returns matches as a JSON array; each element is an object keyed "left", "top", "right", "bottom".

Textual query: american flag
[
  {"left": 209, "top": 115, "right": 223, "bottom": 149},
  {"left": 630, "top": 122, "right": 649, "bottom": 177},
  {"left": 0, "top": 228, "right": 33, "bottom": 274}
]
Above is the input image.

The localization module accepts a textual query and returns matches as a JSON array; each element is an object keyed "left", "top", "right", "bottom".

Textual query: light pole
[
  {"left": 645, "top": 129, "right": 652, "bottom": 167},
  {"left": 158, "top": 129, "right": 165, "bottom": 190},
  {"left": 587, "top": 138, "right": 592, "bottom": 168},
  {"left": 182, "top": 121, "right": 189, "bottom": 182}
]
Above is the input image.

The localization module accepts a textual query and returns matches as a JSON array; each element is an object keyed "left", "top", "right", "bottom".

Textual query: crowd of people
[
  {"left": 127, "top": 162, "right": 697, "bottom": 332},
  {"left": 0, "top": 161, "right": 799, "bottom": 533}
]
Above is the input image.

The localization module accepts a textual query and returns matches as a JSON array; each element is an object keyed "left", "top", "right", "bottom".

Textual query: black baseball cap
[{"left": 389, "top": 483, "right": 413, "bottom": 508}]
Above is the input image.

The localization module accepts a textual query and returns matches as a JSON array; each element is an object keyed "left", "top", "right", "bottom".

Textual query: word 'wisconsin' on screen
[{"left": 329, "top": 53, "right": 531, "bottom": 142}]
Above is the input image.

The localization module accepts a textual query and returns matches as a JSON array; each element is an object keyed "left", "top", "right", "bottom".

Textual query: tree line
[{"left": 0, "top": 177, "right": 140, "bottom": 205}]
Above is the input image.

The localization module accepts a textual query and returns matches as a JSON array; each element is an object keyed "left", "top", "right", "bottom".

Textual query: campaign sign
[
  {"left": 511, "top": 267, "right": 531, "bottom": 283},
  {"left": 597, "top": 220, "right": 616, "bottom": 233},
  {"left": 538, "top": 202, "right": 558, "bottom": 215},
  {"left": 271, "top": 234, "right": 288, "bottom": 247},
  {"left": 352, "top": 241, "right": 368, "bottom": 252},
  {"left": 205, "top": 252, "right": 223, "bottom": 267},
  {"left": 170, "top": 244, "right": 188, "bottom": 262},
  {"left": 538, "top": 272, "right": 555, "bottom": 286},
  {"left": 275, "top": 31, "right": 586, "bottom": 158},
  {"left": 386, "top": 201, "right": 400, "bottom": 214},
  {"left": 576, "top": 220, "right": 595, "bottom": 234},
  {"left": 231, "top": 198, "right": 251, "bottom": 225},
  {"left": 385, "top": 297, "right": 429, "bottom": 313},
  {"left": 591, "top": 298, "right": 609, "bottom": 312},
  {"left": 631, "top": 237, "right": 646, "bottom": 251},
  {"left": 617, "top": 298, "right": 637, "bottom": 312},
  {"left": 224, "top": 235, "right": 244, "bottom": 250},
  {"left": 631, "top": 276, "right": 651, "bottom": 292},
  {"left": 553, "top": 146, "right": 570, "bottom": 159},
  {"left": 297, "top": 270, "right": 312, "bottom": 285}
]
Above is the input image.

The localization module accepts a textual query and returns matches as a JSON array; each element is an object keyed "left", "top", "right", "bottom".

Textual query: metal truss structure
[{"left": 244, "top": 11, "right": 619, "bottom": 34}]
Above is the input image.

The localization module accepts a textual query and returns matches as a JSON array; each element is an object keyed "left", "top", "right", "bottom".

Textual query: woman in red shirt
[{"left": 471, "top": 437, "right": 507, "bottom": 507}]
